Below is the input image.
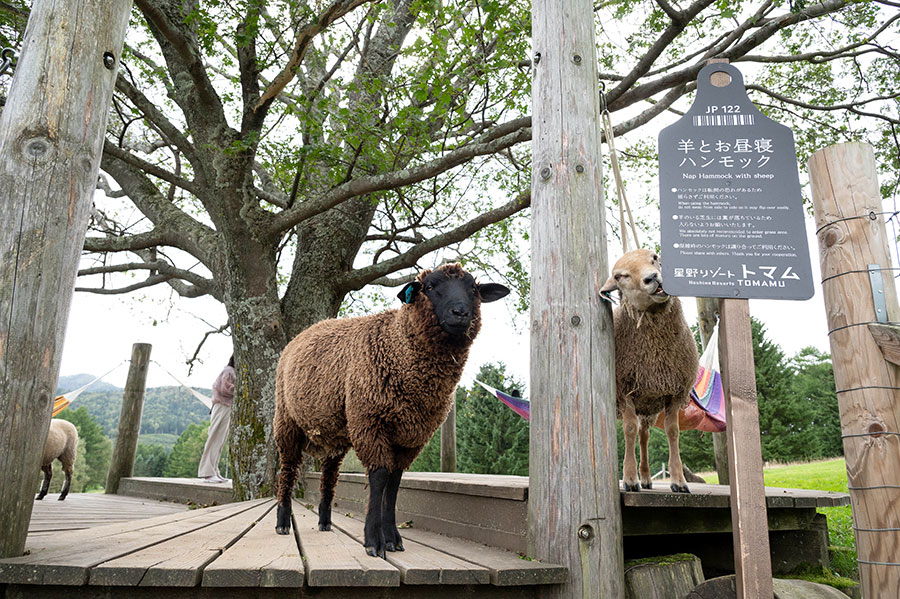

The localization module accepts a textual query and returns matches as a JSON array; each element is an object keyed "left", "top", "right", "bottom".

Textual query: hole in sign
[{"left": 710, "top": 70, "right": 732, "bottom": 87}]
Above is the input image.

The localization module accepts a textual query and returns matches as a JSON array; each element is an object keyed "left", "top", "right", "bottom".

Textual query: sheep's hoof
[
  {"left": 275, "top": 525, "right": 291, "bottom": 535},
  {"left": 318, "top": 523, "right": 331, "bottom": 531},
  {"left": 670, "top": 482, "right": 690, "bottom": 493},
  {"left": 365, "top": 545, "right": 386, "bottom": 559},
  {"left": 35, "top": 495, "right": 44, "bottom": 501},
  {"left": 641, "top": 480, "right": 652, "bottom": 490},
  {"left": 386, "top": 540, "right": 404, "bottom": 552},
  {"left": 623, "top": 481, "right": 641, "bottom": 492}
]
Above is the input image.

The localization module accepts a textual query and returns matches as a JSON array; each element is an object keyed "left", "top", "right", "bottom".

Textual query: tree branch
[
  {"left": 336, "top": 189, "right": 530, "bottom": 291},
  {"left": 100, "top": 150, "right": 218, "bottom": 268},
  {"left": 254, "top": 0, "right": 375, "bottom": 114},
  {"left": 134, "top": 0, "right": 224, "bottom": 120},
  {"left": 606, "top": 0, "right": 718, "bottom": 106},
  {"left": 103, "top": 141, "right": 199, "bottom": 196},
  {"left": 77, "top": 260, "right": 219, "bottom": 298},
  {"left": 267, "top": 117, "right": 532, "bottom": 236}
]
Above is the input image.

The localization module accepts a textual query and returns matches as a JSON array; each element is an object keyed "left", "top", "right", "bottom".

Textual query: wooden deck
[
  {"left": 0, "top": 496, "right": 566, "bottom": 598},
  {"left": 26, "top": 492, "right": 188, "bottom": 538},
  {"left": 305, "top": 472, "right": 850, "bottom": 576}
]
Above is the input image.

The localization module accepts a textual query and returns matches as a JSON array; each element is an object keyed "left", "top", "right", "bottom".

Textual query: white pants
[{"left": 198, "top": 402, "right": 231, "bottom": 477}]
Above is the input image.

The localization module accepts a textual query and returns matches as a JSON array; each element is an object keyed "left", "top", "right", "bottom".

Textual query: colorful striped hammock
[{"left": 476, "top": 323, "right": 726, "bottom": 433}]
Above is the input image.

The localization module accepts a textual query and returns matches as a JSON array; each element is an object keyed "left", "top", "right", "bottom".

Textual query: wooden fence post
[
  {"left": 106, "top": 344, "right": 152, "bottom": 494},
  {"left": 718, "top": 298, "right": 773, "bottom": 599},
  {"left": 696, "top": 296, "right": 729, "bottom": 485},
  {"left": 440, "top": 400, "right": 457, "bottom": 473},
  {"left": 529, "top": 0, "right": 624, "bottom": 597},
  {"left": 809, "top": 141, "right": 900, "bottom": 596},
  {"left": 0, "top": 0, "right": 132, "bottom": 558}
]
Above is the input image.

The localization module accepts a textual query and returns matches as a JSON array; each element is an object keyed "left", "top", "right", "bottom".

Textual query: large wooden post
[
  {"left": 440, "top": 400, "right": 456, "bottom": 473},
  {"left": 718, "top": 299, "right": 773, "bottom": 599},
  {"left": 809, "top": 142, "right": 900, "bottom": 596},
  {"left": 106, "top": 343, "right": 152, "bottom": 494},
  {"left": 529, "top": 1, "right": 624, "bottom": 597},
  {"left": 0, "top": 0, "right": 131, "bottom": 558}
]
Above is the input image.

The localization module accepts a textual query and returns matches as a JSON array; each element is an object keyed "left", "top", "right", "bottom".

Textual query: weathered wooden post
[
  {"left": 440, "top": 400, "right": 456, "bottom": 473},
  {"left": 529, "top": 0, "right": 625, "bottom": 597},
  {"left": 718, "top": 298, "right": 773, "bottom": 598},
  {"left": 809, "top": 142, "right": 900, "bottom": 596},
  {"left": 0, "top": 0, "right": 131, "bottom": 558},
  {"left": 106, "top": 343, "right": 152, "bottom": 494}
]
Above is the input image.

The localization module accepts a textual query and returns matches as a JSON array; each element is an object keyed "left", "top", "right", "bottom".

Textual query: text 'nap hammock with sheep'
[{"left": 477, "top": 328, "right": 725, "bottom": 432}]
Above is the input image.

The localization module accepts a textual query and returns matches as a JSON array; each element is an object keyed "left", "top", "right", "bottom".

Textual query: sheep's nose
[
  {"left": 643, "top": 273, "right": 659, "bottom": 285},
  {"left": 451, "top": 306, "right": 471, "bottom": 318}
]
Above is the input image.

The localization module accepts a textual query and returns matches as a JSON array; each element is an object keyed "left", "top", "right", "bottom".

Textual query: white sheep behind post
[
  {"left": 601, "top": 249, "right": 699, "bottom": 493},
  {"left": 36, "top": 419, "right": 79, "bottom": 501}
]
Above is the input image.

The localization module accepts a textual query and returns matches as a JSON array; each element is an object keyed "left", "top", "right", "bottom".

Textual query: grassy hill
[
  {"left": 56, "top": 378, "right": 213, "bottom": 439},
  {"left": 57, "top": 373, "right": 121, "bottom": 394}
]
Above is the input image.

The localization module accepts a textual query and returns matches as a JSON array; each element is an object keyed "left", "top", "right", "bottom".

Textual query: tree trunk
[{"left": 0, "top": 0, "right": 131, "bottom": 557}]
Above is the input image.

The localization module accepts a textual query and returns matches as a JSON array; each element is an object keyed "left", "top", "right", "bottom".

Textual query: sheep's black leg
[
  {"left": 58, "top": 467, "right": 72, "bottom": 500},
  {"left": 383, "top": 469, "right": 404, "bottom": 552},
  {"left": 318, "top": 454, "right": 344, "bottom": 531},
  {"left": 364, "top": 467, "right": 389, "bottom": 559},
  {"left": 275, "top": 422, "right": 306, "bottom": 535},
  {"left": 36, "top": 465, "right": 51, "bottom": 500}
]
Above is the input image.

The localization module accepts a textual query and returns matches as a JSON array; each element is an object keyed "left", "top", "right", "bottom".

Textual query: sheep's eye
[
  {"left": 424, "top": 284, "right": 434, "bottom": 291},
  {"left": 614, "top": 274, "right": 622, "bottom": 280},
  {"left": 652, "top": 254, "right": 658, "bottom": 262}
]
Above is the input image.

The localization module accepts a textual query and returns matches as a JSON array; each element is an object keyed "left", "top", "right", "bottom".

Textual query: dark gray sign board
[{"left": 659, "top": 63, "right": 814, "bottom": 300}]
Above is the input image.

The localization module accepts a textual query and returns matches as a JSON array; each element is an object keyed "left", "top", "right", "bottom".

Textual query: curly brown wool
[
  {"left": 273, "top": 263, "right": 509, "bottom": 555},
  {"left": 601, "top": 249, "right": 699, "bottom": 494}
]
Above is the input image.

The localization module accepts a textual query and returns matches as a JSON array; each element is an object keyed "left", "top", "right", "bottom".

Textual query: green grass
[{"left": 702, "top": 458, "right": 857, "bottom": 580}]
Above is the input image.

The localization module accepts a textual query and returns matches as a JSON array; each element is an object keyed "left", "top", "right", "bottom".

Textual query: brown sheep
[
  {"left": 36, "top": 419, "right": 78, "bottom": 501},
  {"left": 601, "top": 249, "right": 699, "bottom": 493},
  {"left": 273, "top": 263, "right": 509, "bottom": 557}
]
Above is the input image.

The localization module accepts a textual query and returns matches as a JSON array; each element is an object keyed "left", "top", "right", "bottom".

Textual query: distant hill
[
  {"left": 57, "top": 373, "right": 121, "bottom": 394},
  {"left": 56, "top": 384, "right": 213, "bottom": 439}
]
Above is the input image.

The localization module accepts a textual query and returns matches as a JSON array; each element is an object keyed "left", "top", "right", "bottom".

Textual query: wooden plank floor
[
  {"left": 0, "top": 497, "right": 566, "bottom": 596},
  {"left": 27, "top": 492, "right": 189, "bottom": 537}
]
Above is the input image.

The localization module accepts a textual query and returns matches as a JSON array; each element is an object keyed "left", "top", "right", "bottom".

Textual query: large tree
[{"left": 2, "top": 0, "right": 896, "bottom": 498}]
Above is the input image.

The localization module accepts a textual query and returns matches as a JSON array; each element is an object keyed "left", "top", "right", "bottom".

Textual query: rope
[
  {"left": 151, "top": 360, "right": 213, "bottom": 409},
  {"left": 600, "top": 85, "right": 640, "bottom": 253}
]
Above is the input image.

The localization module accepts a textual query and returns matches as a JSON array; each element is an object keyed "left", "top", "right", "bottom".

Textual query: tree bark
[{"left": 0, "top": 0, "right": 131, "bottom": 558}]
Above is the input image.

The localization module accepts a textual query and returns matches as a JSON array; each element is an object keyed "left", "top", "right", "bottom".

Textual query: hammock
[
  {"left": 687, "top": 324, "right": 726, "bottom": 432},
  {"left": 476, "top": 323, "right": 726, "bottom": 432},
  {"left": 52, "top": 361, "right": 126, "bottom": 416},
  {"left": 475, "top": 380, "right": 530, "bottom": 421},
  {"left": 52, "top": 359, "right": 214, "bottom": 415}
]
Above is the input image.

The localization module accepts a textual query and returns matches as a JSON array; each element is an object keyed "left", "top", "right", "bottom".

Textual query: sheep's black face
[{"left": 397, "top": 267, "right": 510, "bottom": 337}]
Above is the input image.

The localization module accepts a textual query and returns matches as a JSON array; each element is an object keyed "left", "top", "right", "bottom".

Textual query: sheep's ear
[
  {"left": 397, "top": 281, "right": 422, "bottom": 304},
  {"left": 478, "top": 283, "right": 510, "bottom": 303}
]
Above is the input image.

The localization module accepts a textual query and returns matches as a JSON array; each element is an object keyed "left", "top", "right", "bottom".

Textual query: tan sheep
[
  {"left": 601, "top": 249, "right": 699, "bottom": 493},
  {"left": 273, "top": 263, "right": 509, "bottom": 557},
  {"left": 36, "top": 419, "right": 78, "bottom": 501}
]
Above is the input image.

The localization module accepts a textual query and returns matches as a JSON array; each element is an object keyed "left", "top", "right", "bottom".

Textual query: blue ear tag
[{"left": 404, "top": 286, "right": 415, "bottom": 304}]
